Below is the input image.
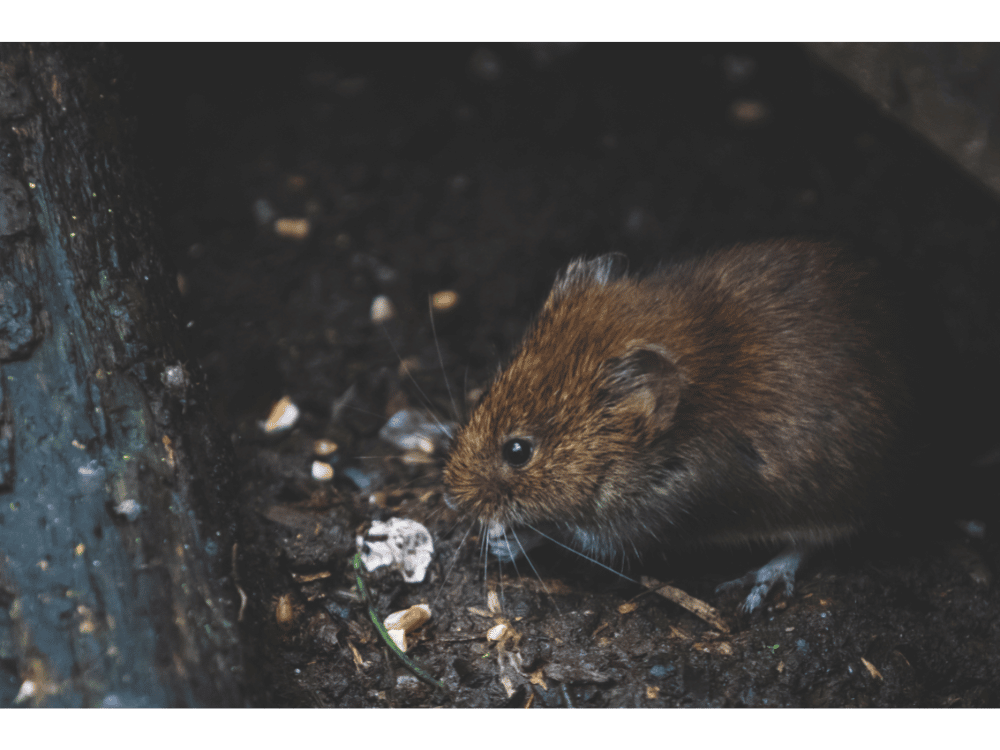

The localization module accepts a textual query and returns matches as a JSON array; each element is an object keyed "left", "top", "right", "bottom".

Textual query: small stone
[
  {"left": 311, "top": 461, "right": 334, "bottom": 481},
  {"left": 370, "top": 295, "right": 395, "bottom": 323}
]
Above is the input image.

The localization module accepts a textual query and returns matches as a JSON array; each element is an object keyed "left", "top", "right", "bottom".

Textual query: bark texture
[{"left": 0, "top": 43, "right": 243, "bottom": 707}]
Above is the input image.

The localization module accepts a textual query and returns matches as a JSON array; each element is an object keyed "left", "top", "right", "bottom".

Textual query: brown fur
[{"left": 444, "top": 241, "right": 906, "bottom": 562}]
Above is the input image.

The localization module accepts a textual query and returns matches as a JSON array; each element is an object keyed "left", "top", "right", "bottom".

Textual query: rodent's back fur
[{"left": 444, "top": 240, "right": 906, "bottom": 572}]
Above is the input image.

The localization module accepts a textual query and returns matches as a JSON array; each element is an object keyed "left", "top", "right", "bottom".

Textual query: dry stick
[{"left": 640, "top": 576, "right": 732, "bottom": 634}]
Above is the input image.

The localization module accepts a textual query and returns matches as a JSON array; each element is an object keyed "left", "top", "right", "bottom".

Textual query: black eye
[{"left": 502, "top": 438, "right": 533, "bottom": 467}]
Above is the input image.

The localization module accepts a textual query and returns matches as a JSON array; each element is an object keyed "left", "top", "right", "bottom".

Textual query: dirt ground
[{"left": 128, "top": 44, "right": 1000, "bottom": 707}]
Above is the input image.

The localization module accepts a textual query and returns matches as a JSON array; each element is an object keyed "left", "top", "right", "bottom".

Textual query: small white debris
[
  {"left": 386, "top": 628, "right": 409, "bottom": 652},
  {"left": 370, "top": 295, "right": 395, "bottom": 323},
  {"left": 311, "top": 461, "right": 334, "bottom": 481},
  {"left": 261, "top": 396, "right": 299, "bottom": 433},
  {"left": 274, "top": 217, "right": 311, "bottom": 240},
  {"left": 487, "top": 623, "right": 508, "bottom": 641},
  {"left": 431, "top": 290, "right": 459, "bottom": 311},
  {"left": 14, "top": 680, "right": 36, "bottom": 704},
  {"left": 379, "top": 409, "right": 454, "bottom": 454},
  {"left": 161, "top": 363, "right": 189, "bottom": 390},
  {"left": 113, "top": 498, "right": 142, "bottom": 522},
  {"left": 357, "top": 518, "right": 434, "bottom": 583},
  {"left": 499, "top": 674, "right": 516, "bottom": 698}
]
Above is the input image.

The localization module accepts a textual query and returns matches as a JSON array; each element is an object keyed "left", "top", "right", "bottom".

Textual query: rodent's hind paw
[{"left": 715, "top": 545, "right": 806, "bottom": 614}]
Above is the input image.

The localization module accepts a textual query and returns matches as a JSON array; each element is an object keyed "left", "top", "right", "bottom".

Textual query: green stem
[{"left": 353, "top": 552, "right": 446, "bottom": 691}]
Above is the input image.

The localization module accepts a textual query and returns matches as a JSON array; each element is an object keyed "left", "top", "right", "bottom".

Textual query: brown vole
[{"left": 443, "top": 240, "right": 906, "bottom": 612}]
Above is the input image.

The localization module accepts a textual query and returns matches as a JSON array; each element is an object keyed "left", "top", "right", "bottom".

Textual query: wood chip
[
  {"left": 529, "top": 669, "right": 548, "bottom": 690},
  {"left": 693, "top": 640, "right": 734, "bottom": 656},
  {"left": 313, "top": 439, "right": 338, "bottom": 456},
  {"left": 292, "top": 570, "right": 332, "bottom": 583},
  {"left": 384, "top": 604, "right": 431, "bottom": 633},
  {"left": 347, "top": 641, "right": 367, "bottom": 671},
  {"left": 262, "top": 395, "right": 299, "bottom": 432},
  {"left": 274, "top": 217, "right": 310, "bottom": 239},
  {"left": 861, "top": 657, "right": 883, "bottom": 681},
  {"left": 432, "top": 290, "right": 459, "bottom": 311},
  {"left": 641, "top": 576, "right": 732, "bottom": 633}
]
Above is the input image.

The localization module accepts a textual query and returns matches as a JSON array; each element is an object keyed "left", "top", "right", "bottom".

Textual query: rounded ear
[{"left": 601, "top": 344, "right": 682, "bottom": 431}]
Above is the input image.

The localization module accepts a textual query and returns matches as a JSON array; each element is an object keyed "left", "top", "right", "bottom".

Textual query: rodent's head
[{"left": 443, "top": 256, "right": 685, "bottom": 553}]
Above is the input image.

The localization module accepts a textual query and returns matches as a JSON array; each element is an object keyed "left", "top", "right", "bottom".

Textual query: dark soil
[{"left": 126, "top": 43, "right": 1000, "bottom": 707}]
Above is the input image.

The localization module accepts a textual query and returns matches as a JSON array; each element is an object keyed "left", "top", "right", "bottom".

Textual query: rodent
[{"left": 443, "top": 240, "right": 907, "bottom": 612}]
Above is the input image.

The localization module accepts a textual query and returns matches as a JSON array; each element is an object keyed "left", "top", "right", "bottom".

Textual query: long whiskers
[
  {"left": 524, "top": 524, "right": 638, "bottom": 584},
  {"left": 509, "top": 526, "right": 561, "bottom": 615},
  {"left": 431, "top": 519, "right": 475, "bottom": 608},
  {"left": 428, "top": 296, "right": 460, "bottom": 421},
  {"left": 379, "top": 321, "right": 451, "bottom": 436}
]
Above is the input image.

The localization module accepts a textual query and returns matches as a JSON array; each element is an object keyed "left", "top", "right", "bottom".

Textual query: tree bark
[{"left": 0, "top": 43, "right": 243, "bottom": 706}]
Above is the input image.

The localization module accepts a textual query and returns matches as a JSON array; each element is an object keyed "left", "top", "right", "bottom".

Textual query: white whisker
[
  {"left": 432, "top": 520, "right": 475, "bottom": 607},
  {"left": 379, "top": 321, "right": 450, "bottom": 435},
  {"left": 510, "top": 527, "right": 560, "bottom": 615},
  {"left": 428, "top": 296, "right": 460, "bottom": 421},
  {"left": 524, "top": 524, "right": 638, "bottom": 583}
]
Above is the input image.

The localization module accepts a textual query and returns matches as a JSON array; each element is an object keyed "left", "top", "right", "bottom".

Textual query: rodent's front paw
[{"left": 715, "top": 545, "right": 806, "bottom": 614}]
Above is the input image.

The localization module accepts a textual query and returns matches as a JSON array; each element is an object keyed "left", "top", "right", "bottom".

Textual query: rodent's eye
[{"left": 501, "top": 438, "right": 533, "bottom": 468}]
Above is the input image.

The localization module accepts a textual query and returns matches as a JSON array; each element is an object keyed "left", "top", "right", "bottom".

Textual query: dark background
[{"left": 115, "top": 43, "right": 1000, "bottom": 706}]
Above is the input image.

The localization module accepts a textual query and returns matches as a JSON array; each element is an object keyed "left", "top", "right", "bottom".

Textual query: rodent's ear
[
  {"left": 601, "top": 345, "right": 681, "bottom": 432},
  {"left": 553, "top": 254, "right": 628, "bottom": 296}
]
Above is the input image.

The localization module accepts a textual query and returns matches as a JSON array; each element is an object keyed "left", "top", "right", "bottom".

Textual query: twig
[{"left": 640, "top": 576, "right": 731, "bottom": 633}]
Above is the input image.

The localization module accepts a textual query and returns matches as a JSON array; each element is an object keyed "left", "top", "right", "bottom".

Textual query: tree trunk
[{"left": 0, "top": 43, "right": 243, "bottom": 707}]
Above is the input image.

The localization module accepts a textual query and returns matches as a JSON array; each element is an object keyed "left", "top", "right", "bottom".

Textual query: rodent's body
[{"left": 444, "top": 241, "right": 906, "bottom": 609}]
